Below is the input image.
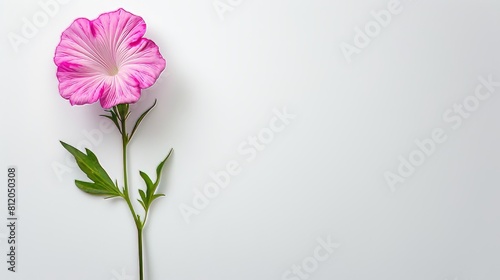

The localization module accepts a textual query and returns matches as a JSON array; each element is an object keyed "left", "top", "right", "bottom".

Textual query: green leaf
[
  {"left": 138, "top": 189, "right": 148, "bottom": 210},
  {"left": 100, "top": 110, "right": 121, "bottom": 134},
  {"left": 139, "top": 171, "right": 154, "bottom": 191},
  {"left": 138, "top": 199, "right": 147, "bottom": 210},
  {"left": 139, "top": 189, "right": 147, "bottom": 203},
  {"left": 155, "top": 148, "right": 173, "bottom": 185},
  {"left": 60, "top": 141, "right": 122, "bottom": 198},
  {"left": 129, "top": 99, "right": 157, "bottom": 140},
  {"left": 137, "top": 148, "right": 173, "bottom": 209},
  {"left": 151, "top": 193, "right": 165, "bottom": 204},
  {"left": 75, "top": 181, "right": 109, "bottom": 195}
]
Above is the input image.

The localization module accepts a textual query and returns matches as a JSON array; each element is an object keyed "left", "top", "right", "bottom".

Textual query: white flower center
[{"left": 107, "top": 65, "right": 119, "bottom": 76}]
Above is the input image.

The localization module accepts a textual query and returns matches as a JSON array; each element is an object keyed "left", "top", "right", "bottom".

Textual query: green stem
[
  {"left": 118, "top": 108, "right": 144, "bottom": 280},
  {"left": 138, "top": 226, "right": 144, "bottom": 280}
]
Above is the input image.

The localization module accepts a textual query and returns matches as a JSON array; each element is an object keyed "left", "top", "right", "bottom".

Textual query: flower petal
[
  {"left": 92, "top": 8, "right": 147, "bottom": 55},
  {"left": 55, "top": 18, "right": 108, "bottom": 75},
  {"left": 56, "top": 62, "right": 105, "bottom": 105},
  {"left": 54, "top": 17, "right": 116, "bottom": 105},
  {"left": 121, "top": 38, "right": 167, "bottom": 89},
  {"left": 99, "top": 75, "right": 141, "bottom": 109}
]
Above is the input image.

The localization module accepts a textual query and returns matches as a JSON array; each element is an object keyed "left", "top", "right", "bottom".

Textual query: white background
[{"left": 1, "top": 0, "right": 500, "bottom": 279}]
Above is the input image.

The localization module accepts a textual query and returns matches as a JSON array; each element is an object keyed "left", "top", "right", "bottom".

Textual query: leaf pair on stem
[{"left": 59, "top": 140, "right": 172, "bottom": 217}]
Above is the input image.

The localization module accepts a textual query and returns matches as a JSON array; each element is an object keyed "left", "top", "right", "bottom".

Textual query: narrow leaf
[
  {"left": 139, "top": 171, "right": 154, "bottom": 193},
  {"left": 137, "top": 148, "right": 173, "bottom": 210},
  {"left": 129, "top": 99, "right": 157, "bottom": 140},
  {"left": 100, "top": 113, "right": 121, "bottom": 134},
  {"left": 149, "top": 194, "right": 164, "bottom": 205},
  {"left": 154, "top": 148, "right": 173, "bottom": 188},
  {"left": 138, "top": 199, "right": 147, "bottom": 210},
  {"left": 139, "top": 189, "right": 147, "bottom": 203},
  {"left": 75, "top": 181, "right": 120, "bottom": 197},
  {"left": 153, "top": 194, "right": 165, "bottom": 199}
]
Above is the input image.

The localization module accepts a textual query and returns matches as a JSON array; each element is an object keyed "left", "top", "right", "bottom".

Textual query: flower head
[{"left": 54, "top": 8, "right": 166, "bottom": 108}]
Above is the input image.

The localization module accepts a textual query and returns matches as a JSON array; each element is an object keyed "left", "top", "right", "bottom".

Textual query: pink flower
[{"left": 54, "top": 8, "right": 166, "bottom": 109}]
